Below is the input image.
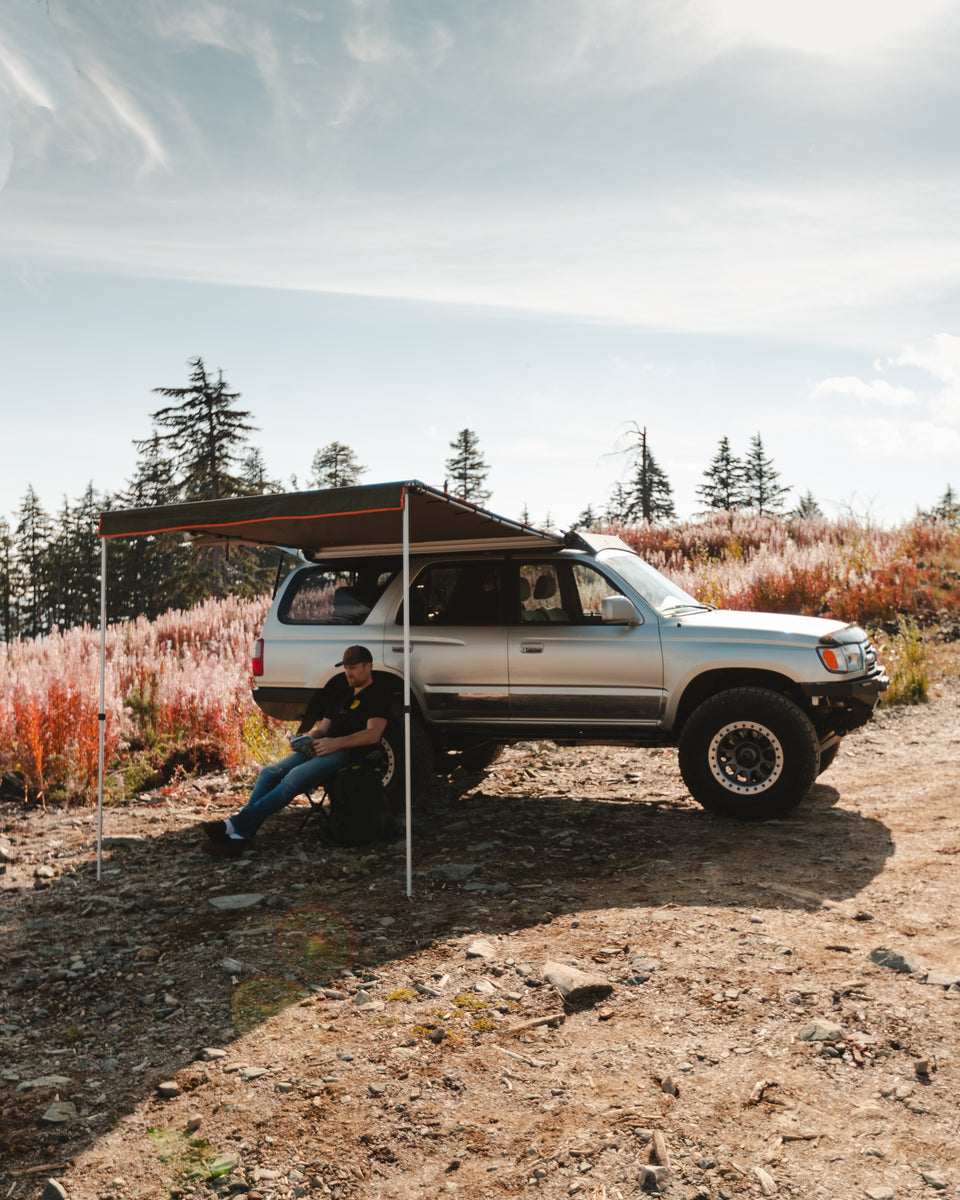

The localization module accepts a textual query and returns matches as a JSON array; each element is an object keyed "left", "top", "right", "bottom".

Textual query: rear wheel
[
  {"left": 381, "top": 710, "right": 437, "bottom": 813},
  {"left": 678, "top": 687, "right": 820, "bottom": 819},
  {"left": 438, "top": 742, "right": 505, "bottom": 775}
]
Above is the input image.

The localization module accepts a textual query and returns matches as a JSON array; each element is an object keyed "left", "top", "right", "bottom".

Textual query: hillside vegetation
[{"left": 1, "top": 515, "right": 957, "bottom": 805}]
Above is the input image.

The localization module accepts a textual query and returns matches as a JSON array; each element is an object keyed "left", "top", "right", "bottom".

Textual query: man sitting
[{"left": 201, "top": 645, "right": 389, "bottom": 852}]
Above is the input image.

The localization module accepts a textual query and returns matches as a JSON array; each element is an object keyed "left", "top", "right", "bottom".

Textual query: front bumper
[
  {"left": 800, "top": 669, "right": 889, "bottom": 707},
  {"left": 801, "top": 669, "right": 889, "bottom": 733}
]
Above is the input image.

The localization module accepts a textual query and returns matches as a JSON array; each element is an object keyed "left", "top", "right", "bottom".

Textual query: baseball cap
[{"left": 337, "top": 645, "right": 373, "bottom": 666}]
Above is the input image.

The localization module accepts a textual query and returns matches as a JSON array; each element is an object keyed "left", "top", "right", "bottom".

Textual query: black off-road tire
[
  {"left": 678, "top": 687, "right": 820, "bottom": 819},
  {"left": 817, "top": 743, "right": 840, "bottom": 775},
  {"left": 381, "top": 710, "right": 438, "bottom": 814},
  {"left": 437, "top": 742, "right": 505, "bottom": 775}
]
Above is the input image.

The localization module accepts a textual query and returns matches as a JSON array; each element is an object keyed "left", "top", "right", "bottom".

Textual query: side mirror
[{"left": 602, "top": 595, "right": 642, "bottom": 626}]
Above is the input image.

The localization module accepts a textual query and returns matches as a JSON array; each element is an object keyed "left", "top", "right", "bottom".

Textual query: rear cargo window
[{"left": 279, "top": 559, "right": 400, "bottom": 625}]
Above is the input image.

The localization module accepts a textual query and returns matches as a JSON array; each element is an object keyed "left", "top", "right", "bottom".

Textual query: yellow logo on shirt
[{"left": 350, "top": 699, "right": 360, "bottom": 709}]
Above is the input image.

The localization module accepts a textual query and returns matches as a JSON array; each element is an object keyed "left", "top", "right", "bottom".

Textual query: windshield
[{"left": 599, "top": 550, "right": 706, "bottom": 617}]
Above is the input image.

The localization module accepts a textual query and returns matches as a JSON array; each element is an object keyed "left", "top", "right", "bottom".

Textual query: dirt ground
[{"left": 2, "top": 673, "right": 960, "bottom": 1200}]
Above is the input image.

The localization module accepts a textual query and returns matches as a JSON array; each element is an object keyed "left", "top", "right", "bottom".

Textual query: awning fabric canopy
[
  {"left": 98, "top": 480, "right": 561, "bottom": 556},
  {"left": 95, "top": 481, "right": 560, "bottom": 896}
]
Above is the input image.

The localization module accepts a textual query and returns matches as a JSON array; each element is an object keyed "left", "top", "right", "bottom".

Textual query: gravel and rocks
[{"left": 1, "top": 674, "right": 959, "bottom": 1199}]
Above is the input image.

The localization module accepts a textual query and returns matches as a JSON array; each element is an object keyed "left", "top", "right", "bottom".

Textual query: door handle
[{"left": 520, "top": 642, "right": 543, "bottom": 653}]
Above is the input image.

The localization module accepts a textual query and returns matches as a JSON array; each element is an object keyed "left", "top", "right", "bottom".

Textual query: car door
[
  {"left": 508, "top": 558, "right": 664, "bottom": 725},
  {"left": 387, "top": 558, "right": 509, "bottom": 722}
]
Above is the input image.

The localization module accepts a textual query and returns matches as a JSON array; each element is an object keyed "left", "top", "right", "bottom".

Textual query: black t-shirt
[{"left": 324, "top": 681, "right": 391, "bottom": 739}]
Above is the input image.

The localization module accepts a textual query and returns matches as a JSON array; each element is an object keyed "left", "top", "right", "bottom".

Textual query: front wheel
[
  {"left": 678, "top": 687, "right": 820, "bottom": 819},
  {"left": 817, "top": 743, "right": 840, "bottom": 775}
]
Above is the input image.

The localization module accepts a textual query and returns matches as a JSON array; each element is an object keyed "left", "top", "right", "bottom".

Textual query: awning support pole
[
  {"left": 97, "top": 537, "right": 107, "bottom": 882},
  {"left": 402, "top": 492, "right": 412, "bottom": 898}
]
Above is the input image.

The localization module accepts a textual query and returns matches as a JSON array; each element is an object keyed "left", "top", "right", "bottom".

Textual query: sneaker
[{"left": 200, "top": 820, "right": 229, "bottom": 842}]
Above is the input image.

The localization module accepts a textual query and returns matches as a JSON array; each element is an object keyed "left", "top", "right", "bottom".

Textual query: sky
[{"left": 1, "top": 0, "right": 959, "bottom": 533}]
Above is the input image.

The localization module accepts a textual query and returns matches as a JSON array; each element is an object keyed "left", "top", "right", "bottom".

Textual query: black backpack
[{"left": 325, "top": 755, "right": 396, "bottom": 846}]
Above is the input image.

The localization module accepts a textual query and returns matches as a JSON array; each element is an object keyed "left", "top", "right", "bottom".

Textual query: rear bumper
[{"left": 252, "top": 686, "right": 314, "bottom": 722}]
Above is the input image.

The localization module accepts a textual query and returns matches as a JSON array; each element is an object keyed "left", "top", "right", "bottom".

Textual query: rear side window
[
  {"left": 279, "top": 559, "right": 401, "bottom": 624},
  {"left": 401, "top": 561, "right": 505, "bottom": 626}
]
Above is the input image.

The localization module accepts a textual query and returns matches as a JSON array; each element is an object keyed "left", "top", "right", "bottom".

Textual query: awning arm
[
  {"left": 97, "top": 538, "right": 107, "bottom": 882},
  {"left": 403, "top": 490, "right": 412, "bottom": 900}
]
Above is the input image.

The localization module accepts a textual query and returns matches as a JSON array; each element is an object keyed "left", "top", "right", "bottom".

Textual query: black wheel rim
[{"left": 708, "top": 720, "right": 784, "bottom": 795}]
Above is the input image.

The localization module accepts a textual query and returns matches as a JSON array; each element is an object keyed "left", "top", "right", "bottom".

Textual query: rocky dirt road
[{"left": 2, "top": 677, "right": 959, "bottom": 1200}]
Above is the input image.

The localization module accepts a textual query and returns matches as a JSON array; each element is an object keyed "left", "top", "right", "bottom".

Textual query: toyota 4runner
[{"left": 252, "top": 531, "right": 887, "bottom": 819}]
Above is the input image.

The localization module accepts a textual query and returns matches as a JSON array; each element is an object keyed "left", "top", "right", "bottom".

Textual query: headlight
[{"left": 818, "top": 643, "right": 866, "bottom": 674}]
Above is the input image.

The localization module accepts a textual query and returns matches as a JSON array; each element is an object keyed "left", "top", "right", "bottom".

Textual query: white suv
[{"left": 252, "top": 531, "right": 887, "bottom": 819}]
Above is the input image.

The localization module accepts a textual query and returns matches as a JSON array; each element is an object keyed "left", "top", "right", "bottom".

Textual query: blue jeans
[{"left": 230, "top": 749, "right": 351, "bottom": 839}]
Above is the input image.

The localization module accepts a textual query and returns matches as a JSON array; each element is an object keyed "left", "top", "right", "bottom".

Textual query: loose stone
[
  {"left": 868, "top": 947, "right": 921, "bottom": 974},
  {"left": 209, "top": 893, "right": 264, "bottom": 910},
  {"left": 921, "top": 1171, "right": 948, "bottom": 1190},
  {"left": 466, "top": 938, "right": 498, "bottom": 959},
  {"left": 798, "top": 1019, "right": 844, "bottom": 1042},
  {"left": 41, "top": 1100, "right": 77, "bottom": 1124}
]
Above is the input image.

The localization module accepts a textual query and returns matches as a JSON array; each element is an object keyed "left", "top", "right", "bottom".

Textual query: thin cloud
[
  {"left": 811, "top": 377, "right": 917, "bottom": 407},
  {"left": 82, "top": 63, "right": 169, "bottom": 174},
  {"left": 701, "top": 0, "right": 958, "bottom": 59},
  {"left": 814, "top": 335, "right": 960, "bottom": 429},
  {"left": 0, "top": 40, "right": 58, "bottom": 111},
  {"left": 343, "top": 22, "right": 406, "bottom": 65},
  {"left": 495, "top": 0, "right": 960, "bottom": 94},
  {"left": 837, "top": 415, "right": 960, "bottom": 459},
  {"left": 4, "top": 171, "right": 960, "bottom": 338},
  {"left": 891, "top": 333, "right": 960, "bottom": 389},
  {"left": 888, "top": 334, "right": 960, "bottom": 424}
]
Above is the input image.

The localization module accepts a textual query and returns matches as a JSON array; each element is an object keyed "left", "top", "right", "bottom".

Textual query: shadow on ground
[{"left": 0, "top": 777, "right": 892, "bottom": 1182}]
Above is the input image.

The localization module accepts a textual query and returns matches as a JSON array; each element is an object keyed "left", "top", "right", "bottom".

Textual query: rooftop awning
[
  {"left": 98, "top": 480, "right": 561, "bottom": 556},
  {"left": 95, "top": 481, "right": 561, "bottom": 897}
]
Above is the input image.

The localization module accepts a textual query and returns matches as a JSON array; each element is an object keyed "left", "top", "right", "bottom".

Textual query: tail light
[{"left": 252, "top": 638, "right": 264, "bottom": 677}]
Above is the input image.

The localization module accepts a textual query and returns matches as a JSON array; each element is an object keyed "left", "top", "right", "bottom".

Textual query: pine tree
[
  {"left": 0, "top": 517, "right": 17, "bottom": 641},
  {"left": 139, "top": 358, "right": 258, "bottom": 600},
  {"left": 110, "top": 435, "right": 187, "bottom": 619},
  {"left": 236, "top": 449, "right": 290, "bottom": 596},
  {"left": 742, "top": 433, "right": 791, "bottom": 516},
  {"left": 623, "top": 425, "right": 675, "bottom": 522},
  {"left": 790, "top": 490, "right": 823, "bottom": 520},
  {"left": 696, "top": 436, "right": 747, "bottom": 512},
  {"left": 309, "top": 442, "right": 367, "bottom": 490},
  {"left": 571, "top": 504, "right": 600, "bottom": 531},
  {"left": 241, "top": 448, "right": 283, "bottom": 495},
  {"left": 143, "top": 357, "right": 257, "bottom": 502},
  {"left": 14, "top": 485, "right": 54, "bottom": 637},
  {"left": 445, "top": 429, "right": 491, "bottom": 505},
  {"left": 604, "top": 482, "right": 632, "bottom": 524},
  {"left": 71, "top": 483, "right": 106, "bottom": 627},
  {"left": 48, "top": 484, "right": 103, "bottom": 629},
  {"left": 922, "top": 484, "right": 960, "bottom": 528}
]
